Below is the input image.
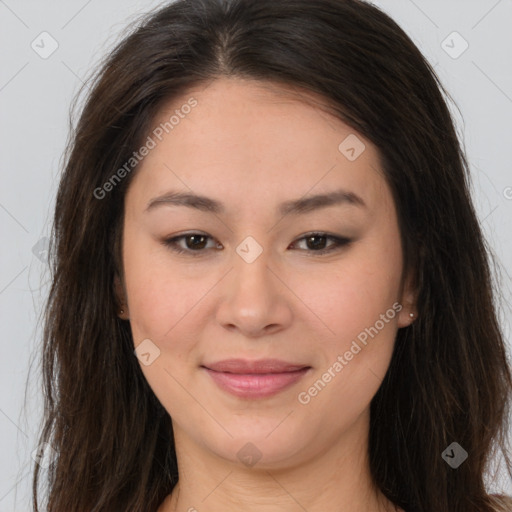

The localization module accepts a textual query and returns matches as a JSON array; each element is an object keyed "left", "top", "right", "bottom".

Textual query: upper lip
[{"left": 202, "top": 358, "right": 310, "bottom": 374}]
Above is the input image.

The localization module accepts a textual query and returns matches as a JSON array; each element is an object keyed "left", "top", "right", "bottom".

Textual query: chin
[{"left": 205, "top": 426, "right": 311, "bottom": 470}]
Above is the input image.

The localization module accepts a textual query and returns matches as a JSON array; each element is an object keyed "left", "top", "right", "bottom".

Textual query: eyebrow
[{"left": 145, "top": 188, "right": 366, "bottom": 215}]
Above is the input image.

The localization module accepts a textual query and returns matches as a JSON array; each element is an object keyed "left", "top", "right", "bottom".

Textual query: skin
[{"left": 116, "top": 77, "right": 416, "bottom": 512}]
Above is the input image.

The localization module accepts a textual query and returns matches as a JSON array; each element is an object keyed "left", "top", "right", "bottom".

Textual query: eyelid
[
  {"left": 289, "top": 232, "right": 352, "bottom": 254},
  {"left": 162, "top": 231, "right": 221, "bottom": 255},
  {"left": 161, "top": 231, "right": 352, "bottom": 256}
]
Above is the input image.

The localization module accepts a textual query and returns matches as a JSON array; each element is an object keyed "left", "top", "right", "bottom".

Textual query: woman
[{"left": 32, "top": 0, "right": 512, "bottom": 511}]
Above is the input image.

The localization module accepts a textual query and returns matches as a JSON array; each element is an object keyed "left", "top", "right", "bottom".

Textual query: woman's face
[{"left": 120, "top": 77, "right": 415, "bottom": 468}]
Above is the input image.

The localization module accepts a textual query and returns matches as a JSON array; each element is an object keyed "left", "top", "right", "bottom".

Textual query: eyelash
[{"left": 161, "top": 232, "right": 352, "bottom": 257}]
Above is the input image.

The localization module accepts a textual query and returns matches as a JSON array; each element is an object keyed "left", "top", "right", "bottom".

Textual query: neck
[{"left": 159, "top": 410, "right": 399, "bottom": 512}]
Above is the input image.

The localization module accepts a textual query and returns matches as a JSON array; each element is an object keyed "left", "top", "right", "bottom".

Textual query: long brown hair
[{"left": 32, "top": 0, "right": 512, "bottom": 510}]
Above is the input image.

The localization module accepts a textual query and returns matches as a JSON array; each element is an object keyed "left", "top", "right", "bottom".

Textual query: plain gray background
[{"left": 1, "top": 0, "right": 511, "bottom": 509}]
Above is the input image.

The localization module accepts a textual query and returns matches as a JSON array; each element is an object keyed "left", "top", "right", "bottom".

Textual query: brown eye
[
  {"left": 291, "top": 232, "right": 352, "bottom": 255},
  {"left": 162, "top": 232, "right": 351, "bottom": 257},
  {"left": 162, "top": 232, "right": 222, "bottom": 255},
  {"left": 184, "top": 234, "right": 208, "bottom": 250},
  {"left": 305, "top": 235, "right": 328, "bottom": 250}
]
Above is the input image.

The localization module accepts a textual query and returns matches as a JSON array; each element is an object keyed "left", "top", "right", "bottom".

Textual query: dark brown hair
[{"left": 32, "top": 0, "right": 512, "bottom": 510}]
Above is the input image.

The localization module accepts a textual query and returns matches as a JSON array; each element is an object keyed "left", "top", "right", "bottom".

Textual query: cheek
[
  {"left": 122, "top": 231, "right": 205, "bottom": 345},
  {"left": 290, "top": 230, "right": 402, "bottom": 403},
  {"left": 294, "top": 262, "right": 400, "bottom": 425},
  {"left": 124, "top": 268, "right": 176, "bottom": 343},
  {"left": 122, "top": 245, "right": 206, "bottom": 415},
  {"left": 291, "top": 241, "right": 402, "bottom": 344}
]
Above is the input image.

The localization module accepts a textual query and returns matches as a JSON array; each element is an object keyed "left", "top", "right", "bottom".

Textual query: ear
[
  {"left": 114, "top": 274, "right": 129, "bottom": 320},
  {"left": 396, "top": 269, "right": 418, "bottom": 328}
]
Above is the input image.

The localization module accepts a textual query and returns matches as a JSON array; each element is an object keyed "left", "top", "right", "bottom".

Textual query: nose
[{"left": 215, "top": 248, "right": 293, "bottom": 338}]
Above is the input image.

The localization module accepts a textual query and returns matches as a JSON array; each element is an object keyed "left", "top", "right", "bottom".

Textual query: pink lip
[{"left": 201, "top": 359, "right": 311, "bottom": 399}]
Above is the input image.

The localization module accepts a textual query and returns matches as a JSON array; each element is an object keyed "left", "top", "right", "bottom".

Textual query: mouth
[{"left": 201, "top": 359, "right": 311, "bottom": 399}]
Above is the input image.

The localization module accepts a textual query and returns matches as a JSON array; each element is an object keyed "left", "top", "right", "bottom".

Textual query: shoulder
[{"left": 490, "top": 494, "right": 512, "bottom": 512}]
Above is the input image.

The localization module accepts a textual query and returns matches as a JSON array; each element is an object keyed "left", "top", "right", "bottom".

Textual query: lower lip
[{"left": 203, "top": 367, "right": 310, "bottom": 399}]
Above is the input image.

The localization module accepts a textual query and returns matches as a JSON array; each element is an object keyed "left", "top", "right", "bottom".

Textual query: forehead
[{"left": 126, "top": 77, "right": 391, "bottom": 218}]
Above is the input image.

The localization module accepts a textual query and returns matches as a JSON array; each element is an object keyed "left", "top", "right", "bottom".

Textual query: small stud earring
[
  {"left": 120, "top": 309, "right": 125, "bottom": 315},
  {"left": 409, "top": 313, "right": 414, "bottom": 318}
]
